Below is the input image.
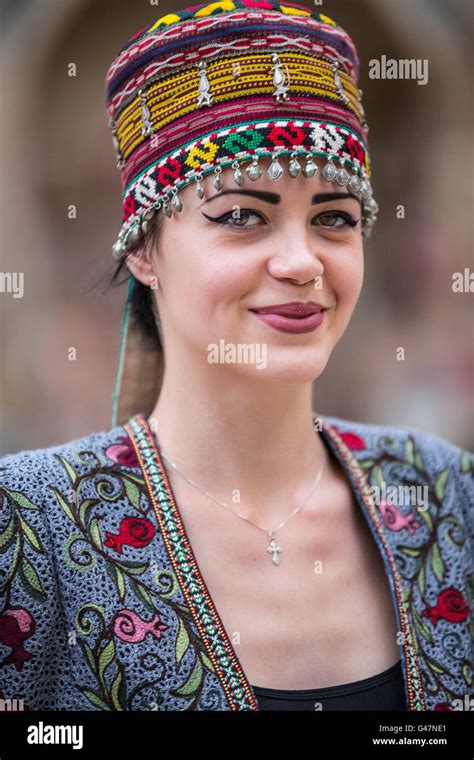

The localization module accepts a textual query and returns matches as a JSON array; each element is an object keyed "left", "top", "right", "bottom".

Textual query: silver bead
[
  {"left": 288, "top": 151, "right": 301, "bottom": 178},
  {"left": 267, "top": 151, "right": 284, "bottom": 181},
  {"left": 232, "top": 160, "right": 243, "bottom": 186},
  {"left": 361, "top": 180, "right": 373, "bottom": 201},
  {"left": 162, "top": 198, "right": 172, "bottom": 217},
  {"left": 125, "top": 224, "right": 142, "bottom": 250},
  {"left": 112, "top": 239, "right": 126, "bottom": 260},
  {"left": 143, "top": 207, "right": 156, "bottom": 221},
  {"left": 246, "top": 157, "right": 263, "bottom": 181},
  {"left": 348, "top": 173, "right": 363, "bottom": 193},
  {"left": 302, "top": 153, "right": 318, "bottom": 178},
  {"left": 141, "top": 206, "right": 156, "bottom": 234},
  {"left": 335, "top": 168, "right": 350, "bottom": 186},
  {"left": 213, "top": 166, "right": 223, "bottom": 191},
  {"left": 321, "top": 158, "right": 337, "bottom": 182},
  {"left": 195, "top": 172, "right": 205, "bottom": 199},
  {"left": 171, "top": 187, "right": 183, "bottom": 212}
]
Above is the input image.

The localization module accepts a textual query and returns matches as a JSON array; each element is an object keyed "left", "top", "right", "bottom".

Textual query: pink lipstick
[{"left": 249, "top": 302, "right": 327, "bottom": 334}]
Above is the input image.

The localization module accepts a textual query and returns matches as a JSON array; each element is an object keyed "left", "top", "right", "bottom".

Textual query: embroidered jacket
[{"left": 0, "top": 413, "right": 472, "bottom": 711}]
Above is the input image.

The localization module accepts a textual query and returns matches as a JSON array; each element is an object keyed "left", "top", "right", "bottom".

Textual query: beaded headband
[
  {"left": 106, "top": 0, "right": 379, "bottom": 427},
  {"left": 106, "top": 0, "right": 378, "bottom": 263}
]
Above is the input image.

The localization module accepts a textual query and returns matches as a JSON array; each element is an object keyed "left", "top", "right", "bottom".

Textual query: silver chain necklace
[{"left": 156, "top": 420, "right": 327, "bottom": 566}]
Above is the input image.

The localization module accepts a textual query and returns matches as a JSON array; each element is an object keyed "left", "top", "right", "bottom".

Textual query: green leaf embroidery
[
  {"left": 430, "top": 543, "right": 445, "bottom": 583},
  {"left": 412, "top": 608, "right": 433, "bottom": 643},
  {"left": 78, "top": 498, "right": 99, "bottom": 527},
  {"left": 405, "top": 437, "right": 415, "bottom": 465},
  {"left": 98, "top": 639, "right": 116, "bottom": 683},
  {"left": 398, "top": 545, "right": 422, "bottom": 558},
  {"left": 116, "top": 560, "right": 149, "bottom": 576},
  {"left": 57, "top": 456, "right": 79, "bottom": 487},
  {"left": 0, "top": 517, "right": 15, "bottom": 553},
  {"left": 176, "top": 619, "right": 190, "bottom": 666},
  {"left": 79, "top": 639, "right": 97, "bottom": 678},
  {"left": 50, "top": 487, "right": 76, "bottom": 524},
  {"left": 0, "top": 535, "right": 21, "bottom": 594},
  {"left": 110, "top": 664, "right": 125, "bottom": 711},
  {"left": 116, "top": 568, "right": 126, "bottom": 602},
  {"left": 371, "top": 465, "right": 384, "bottom": 490},
  {"left": 416, "top": 506, "right": 433, "bottom": 532},
  {"left": 80, "top": 688, "right": 111, "bottom": 711},
  {"left": 18, "top": 556, "right": 47, "bottom": 600},
  {"left": 2, "top": 488, "right": 40, "bottom": 510},
  {"left": 173, "top": 656, "right": 203, "bottom": 697},
  {"left": 90, "top": 517, "right": 103, "bottom": 550},
  {"left": 16, "top": 512, "right": 44, "bottom": 554},
  {"left": 434, "top": 469, "right": 449, "bottom": 502},
  {"left": 426, "top": 658, "right": 447, "bottom": 676},
  {"left": 133, "top": 582, "right": 155, "bottom": 612},
  {"left": 123, "top": 478, "right": 141, "bottom": 509},
  {"left": 417, "top": 562, "right": 426, "bottom": 596},
  {"left": 199, "top": 650, "right": 215, "bottom": 673},
  {"left": 460, "top": 451, "right": 472, "bottom": 474}
]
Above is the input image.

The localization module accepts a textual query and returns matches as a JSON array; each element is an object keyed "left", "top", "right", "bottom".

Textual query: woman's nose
[{"left": 266, "top": 233, "right": 325, "bottom": 283}]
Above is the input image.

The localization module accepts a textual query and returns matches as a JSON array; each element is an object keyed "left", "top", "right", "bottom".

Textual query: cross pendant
[{"left": 266, "top": 532, "right": 282, "bottom": 566}]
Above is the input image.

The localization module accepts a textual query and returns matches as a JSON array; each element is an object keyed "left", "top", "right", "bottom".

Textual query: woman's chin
[{"left": 225, "top": 353, "right": 331, "bottom": 384}]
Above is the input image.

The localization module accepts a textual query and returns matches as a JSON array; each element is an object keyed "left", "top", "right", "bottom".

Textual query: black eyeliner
[{"left": 201, "top": 209, "right": 360, "bottom": 228}]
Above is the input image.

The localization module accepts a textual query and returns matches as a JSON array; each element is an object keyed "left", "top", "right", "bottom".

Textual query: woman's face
[{"left": 129, "top": 155, "right": 364, "bottom": 385}]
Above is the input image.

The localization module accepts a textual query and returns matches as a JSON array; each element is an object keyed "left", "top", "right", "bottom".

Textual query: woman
[{"left": 0, "top": 1, "right": 472, "bottom": 712}]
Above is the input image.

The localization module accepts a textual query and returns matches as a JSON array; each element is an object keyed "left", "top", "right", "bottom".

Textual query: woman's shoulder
[
  {"left": 322, "top": 413, "right": 473, "bottom": 535},
  {"left": 322, "top": 413, "right": 473, "bottom": 471},
  {"left": 0, "top": 423, "right": 138, "bottom": 492},
  {"left": 0, "top": 424, "right": 126, "bottom": 471}
]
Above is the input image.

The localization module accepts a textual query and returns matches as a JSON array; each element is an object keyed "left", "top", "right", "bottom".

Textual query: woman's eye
[
  {"left": 201, "top": 208, "right": 359, "bottom": 231},
  {"left": 201, "top": 209, "right": 263, "bottom": 230},
  {"left": 315, "top": 211, "right": 359, "bottom": 230}
]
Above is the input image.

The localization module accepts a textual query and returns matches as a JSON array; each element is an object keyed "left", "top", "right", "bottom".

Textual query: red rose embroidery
[
  {"left": 105, "top": 517, "right": 155, "bottom": 554},
  {"left": 0, "top": 606, "right": 35, "bottom": 671},
  {"left": 434, "top": 702, "right": 454, "bottom": 711},
  {"left": 333, "top": 427, "right": 366, "bottom": 450},
  {"left": 106, "top": 436, "right": 140, "bottom": 468},
  {"left": 422, "top": 587, "right": 469, "bottom": 624}
]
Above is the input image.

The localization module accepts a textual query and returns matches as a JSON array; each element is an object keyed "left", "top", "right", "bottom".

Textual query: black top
[{"left": 250, "top": 659, "right": 406, "bottom": 711}]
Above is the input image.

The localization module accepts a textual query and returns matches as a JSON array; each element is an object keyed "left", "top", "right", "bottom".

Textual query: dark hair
[{"left": 101, "top": 212, "right": 164, "bottom": 351}]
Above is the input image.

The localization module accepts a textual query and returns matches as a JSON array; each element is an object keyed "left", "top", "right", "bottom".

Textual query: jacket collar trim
[{"left": 124, "top": 412, "right": 426, "bottom": 711}]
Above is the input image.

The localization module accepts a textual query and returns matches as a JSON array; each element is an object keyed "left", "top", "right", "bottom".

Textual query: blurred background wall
[{"left": 0, "top": 0, "right": 472, "bottom": 454}]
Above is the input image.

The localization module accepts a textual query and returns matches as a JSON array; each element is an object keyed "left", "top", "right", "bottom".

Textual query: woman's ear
[{"left": 125, "top": 244, "right": 156, "bottom": 286}]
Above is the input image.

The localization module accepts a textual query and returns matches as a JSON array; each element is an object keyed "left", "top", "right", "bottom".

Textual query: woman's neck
[{"left": 147, "top": 375, "right": 329, "bottom": 521}]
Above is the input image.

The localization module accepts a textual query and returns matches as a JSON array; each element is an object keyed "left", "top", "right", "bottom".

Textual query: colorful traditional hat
[{"left": 106, "top": 0, "right": 378, "bottom": 427}]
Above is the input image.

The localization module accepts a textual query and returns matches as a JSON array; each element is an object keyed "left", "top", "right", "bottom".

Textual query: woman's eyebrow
[{"left": 199, "top": 189, "right": 361, "bottom": 207}]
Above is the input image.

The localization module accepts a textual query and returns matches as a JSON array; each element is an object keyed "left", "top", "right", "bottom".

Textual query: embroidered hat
[{"left": 106, "top": 0, "right": 378, "bottom": 427}]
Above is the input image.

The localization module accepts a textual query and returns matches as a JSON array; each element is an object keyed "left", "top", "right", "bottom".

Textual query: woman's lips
[{"left": 250, "top": 310, "right": 326, "bottom": 334}]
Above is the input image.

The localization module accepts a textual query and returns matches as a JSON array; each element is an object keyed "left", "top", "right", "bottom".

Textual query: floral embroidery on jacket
[{"left": 0, "top": 416, "right": 472, "bottom": 711}]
